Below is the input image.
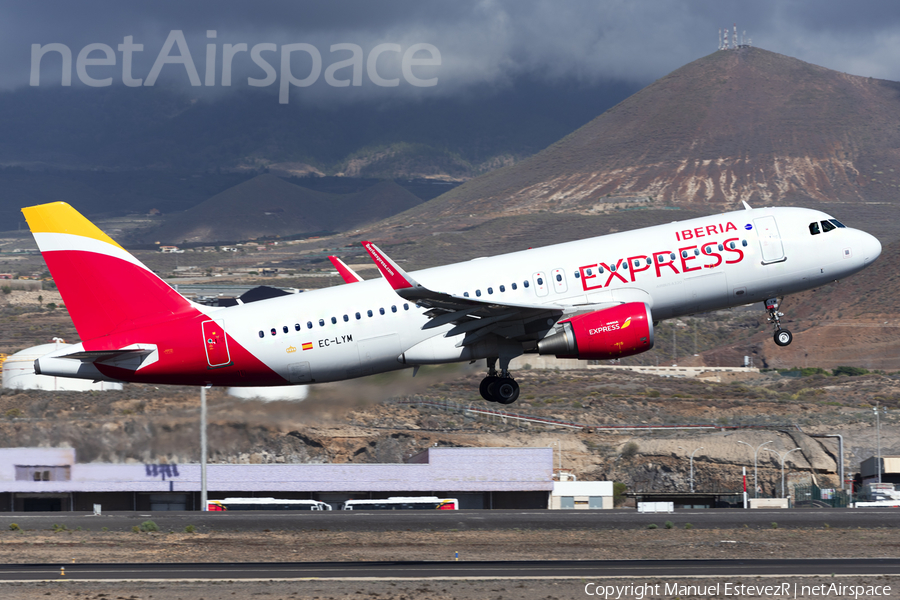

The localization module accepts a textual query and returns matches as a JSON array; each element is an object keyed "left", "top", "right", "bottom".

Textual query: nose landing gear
[
  {"left": 479, "top": 357, "right": 520, "bottom": 404},
  {"left": 765, "top": 297, "right": 793, "bottom": 347}
]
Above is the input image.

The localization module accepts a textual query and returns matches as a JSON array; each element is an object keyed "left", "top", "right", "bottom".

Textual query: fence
[{"left": 793, "top": 483, "right": 851, "bottom": 508}]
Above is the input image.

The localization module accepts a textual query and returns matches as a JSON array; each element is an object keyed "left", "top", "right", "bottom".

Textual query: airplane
[{"left": 23, "top": 201, "right": 881, "bottom": 404}]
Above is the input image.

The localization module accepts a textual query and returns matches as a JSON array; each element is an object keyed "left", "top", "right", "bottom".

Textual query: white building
[{"left": 550, "top": 481, "right": 614, "bottom": 509}]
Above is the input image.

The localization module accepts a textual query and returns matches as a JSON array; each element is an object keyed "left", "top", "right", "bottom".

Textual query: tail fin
[{"left": 23, "top": 202, "right": 195, "bottom": 341}]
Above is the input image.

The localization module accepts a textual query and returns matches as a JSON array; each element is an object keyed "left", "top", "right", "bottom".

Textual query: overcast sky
[{"left": 4, "top": 0, "right": 900, "bottom": 103}]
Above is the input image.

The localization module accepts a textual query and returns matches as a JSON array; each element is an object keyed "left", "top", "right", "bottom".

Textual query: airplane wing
[
  {"left": 328, "top": 256, "right": 364, "bottom": 283},
  {"left": 361, "top": 241, "right": 565, "bottom": 347}
]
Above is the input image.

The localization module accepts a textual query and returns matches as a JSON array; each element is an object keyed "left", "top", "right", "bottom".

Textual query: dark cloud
[{"left": 3, "top": 0, "right": 899, "bottom": 101}]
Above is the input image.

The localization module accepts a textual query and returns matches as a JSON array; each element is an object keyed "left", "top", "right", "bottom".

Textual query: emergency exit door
[{"left": 202, "top": 319, "right": 232, "bottom": 367}]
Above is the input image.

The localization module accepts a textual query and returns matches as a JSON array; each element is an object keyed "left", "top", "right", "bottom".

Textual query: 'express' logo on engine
[
  {"left": 589, "top": 322, "right": 619, "bottom": 335},
  {"left": 588, "top": 316, "right": 631, "bottom": 335}
]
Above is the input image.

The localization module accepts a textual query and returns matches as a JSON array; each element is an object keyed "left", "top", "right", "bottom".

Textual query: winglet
[
  {"left": 328, "top": 256, "right": 364, "bottom": 284},
  {"left": 361, "top": 241, "right": 419, "bottom": 290}
]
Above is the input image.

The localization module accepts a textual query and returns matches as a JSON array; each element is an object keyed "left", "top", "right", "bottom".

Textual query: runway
[
  {"left": 5, "top": 507, "right": 900, "bottom": 532},
  {"left": 2, "top": 558, "right": 900, "bottom": 582}
]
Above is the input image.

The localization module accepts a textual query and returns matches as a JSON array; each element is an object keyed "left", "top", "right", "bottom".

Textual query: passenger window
[
  {"left": 586, "top": 268, "right": 593, "bottom": 276},
  {"left": 319, "top": 319, "right": 325, "bottom": 327},
  {"left": 307, "top": 321, "right": 313, "bottom": 329},
  {"left": 669, "top": 253, "right": 676, "bottom": 260},
  {"left": 500, "top": 285, "right": 506, "bottom": 292},
  {"left": 694, "top": 249, "right": 700, "bottom": 256},
  {"left": 403, "top": 303, "right": 409, "bottom": 310},
  {"left": 343, "top": 315, "right": 349, "bottom": 322},
  {"left": 379, "top": 308, "right": 385, "bottom": 315},
  {"left": 622, "top": 262, "right": 628, "bottom": 270},
  {"left": 270, "top": 328, "right": 276, "bottom": 336},
  {"left": 830, "top": 219, "right": 846, "bottom": 228},
  {"left": 809, "top": 222, "right": 820, "bottom": 235},
  {"left": 355, "top": 312, "right": 361, "bottom": 320},
  {"left": 487, "top": 287, "right": 493, "bottom": 294},
  {"left": 574, "top": 272, "right": 580, "bottom": 279},
  {"left": 512, "top": 283, "right": 517, "bottom": 290},
  {"left": 729, "top": 241, "right": 736, "bottom": 249},
  {"left": 331, "top": 317, "right": 337, "bottom": 324},
  {"left": 294, "top": 324, "right": 300, "bottom": 331},
  {"left": 681, "top": 250, "right": 688, "bottom": 258},
  {"left": 598, "top": 266, "right": 604, "bottom": 273},
  {"left": 821, "top": 220, "right": 836, "bottom": 233},
  {"left": 646, "top": 258, "right": 651, "bottom": 266},
  {"left": 391, "top": 305, "right": 397, "bottom": 313},
  {"left": 476, "top": 289, "right": 482, "bottom": 297},
  {"left": 742, "top": 240, "right": 748, "bottom": 247},
  {"left": 524, "top": 280, "right": 529, "bottom": 288},
  {"left": 258, "top": 331, "right": 264, "bottom": 338},
  {"left": 537, "top": 277, "right": 544, "bottom": 285},
  {"left": 718, "top": 244, "right": 723, "bottom": 251},
  {"left": 283, "top": 326, "right": 289, "bottom": 334},
  {"left": 464, "top": 292, "right": 469, "bottom": 297}
]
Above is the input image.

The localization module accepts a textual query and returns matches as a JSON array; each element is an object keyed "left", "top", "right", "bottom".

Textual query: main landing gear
[
  {"left": 480, "top": 357, "right": 520, "bottom": 404},
  {"left": 765, "top": 297, "right": 793, "bottom": 347}
]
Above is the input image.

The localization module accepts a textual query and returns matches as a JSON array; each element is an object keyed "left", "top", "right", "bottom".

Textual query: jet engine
[{"left": 537, "top": 302, "right": 654, "bottom": 360}]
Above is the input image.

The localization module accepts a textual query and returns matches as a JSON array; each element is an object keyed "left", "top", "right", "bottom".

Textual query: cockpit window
[
  {"left": 809, "top": 222, "right": 820, "bottom": 235},
  {"left": 821, "top": 220, "right": 836, "bottom": 233},
  {"left": 829, "top": 219, "right": 846, "bottom": 228}
]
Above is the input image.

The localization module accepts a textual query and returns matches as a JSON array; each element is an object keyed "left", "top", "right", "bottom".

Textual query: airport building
[
  {"left": 859, "top": 455, "right": 900, "bottom": 487},
  {"left": 0, "top": 446, "right": 562, "bottom": 511}
]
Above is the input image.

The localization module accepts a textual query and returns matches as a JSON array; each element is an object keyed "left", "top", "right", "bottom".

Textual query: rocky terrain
[{"left": 2, "top": 356, "right": 897, "bottom": 495}]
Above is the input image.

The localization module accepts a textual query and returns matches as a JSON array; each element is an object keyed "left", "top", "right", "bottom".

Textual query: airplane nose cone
[{"left": 863, "top": 232, "right": 882, "bottom": 264}]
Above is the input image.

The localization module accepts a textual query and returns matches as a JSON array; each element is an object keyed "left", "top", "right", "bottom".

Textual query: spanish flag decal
[{"left": 302, "top": 342, "right": 313, "bottom": 351}]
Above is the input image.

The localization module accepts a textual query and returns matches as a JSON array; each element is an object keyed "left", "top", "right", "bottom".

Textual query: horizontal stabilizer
[{"left": 54, "top": 348, "right": 151, "bottom": 363}]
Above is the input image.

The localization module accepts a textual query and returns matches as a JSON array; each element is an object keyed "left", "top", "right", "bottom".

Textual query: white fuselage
[{"left": 204, "top": 206, "right": 882, "bottom": 384}]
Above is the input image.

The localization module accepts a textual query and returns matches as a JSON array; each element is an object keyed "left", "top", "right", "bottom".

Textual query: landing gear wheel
[
  {"left": 492, "top": 379, "right": 520, "bottom": 405},
  {"left": 765, "top": 298, "right": 793, "bottom": 348},
  {"left": 480, "top": 376, "right": 500, "bottom": 402},
  {"left": 774, "top": 329, "right": 793, "bottom": 347}
]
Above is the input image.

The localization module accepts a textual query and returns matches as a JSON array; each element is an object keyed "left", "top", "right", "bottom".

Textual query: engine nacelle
[{"left": 537, "top": 302, "right": 654, "bottom": 360}]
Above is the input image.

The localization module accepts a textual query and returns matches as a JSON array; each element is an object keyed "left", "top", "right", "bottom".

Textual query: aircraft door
[
  {"left": 532, "top": 272, "right": 549, "bottom": 297},
  {"left": 202, "top": 319, "right": 232, "bottom": 368},
  {"left": 288, "top": 362, "right": 312, "bottom": 383},
  {"left": 551, "top": 268, "right": 568, "bottom": 293},
  {"left": 754, "top": 216, "right": 785, "bottom": 264}
]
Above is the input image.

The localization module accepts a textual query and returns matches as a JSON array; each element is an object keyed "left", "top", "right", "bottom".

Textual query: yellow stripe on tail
[{"left": 22, "top": 202, "right": 123, "bottom": 250}]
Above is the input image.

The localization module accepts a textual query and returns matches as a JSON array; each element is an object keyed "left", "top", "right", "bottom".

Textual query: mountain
[
  {"left": 410, "top": 47, "right": 900, "bottom": 219},
  {"left": 144, "top": 174, "right": 425, "bottom": 243}
]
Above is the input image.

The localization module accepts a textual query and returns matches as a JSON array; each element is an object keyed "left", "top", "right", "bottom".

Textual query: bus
[
  {"left": 207, "top": 497, "right": 332, "bottom": 511},
  {"left": 340, "top": 496, "right": 458, "bottom": 510}
]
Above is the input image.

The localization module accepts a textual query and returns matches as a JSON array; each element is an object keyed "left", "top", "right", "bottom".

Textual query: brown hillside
[
  {"left": 411, "top": 47, "right": 900, "bottom": 219},
  {"left": 337, "top": 180, "right": 424, "bottom": 229},
  {"left": 147, "top": 175, "right": 425, "bottom": 243}
]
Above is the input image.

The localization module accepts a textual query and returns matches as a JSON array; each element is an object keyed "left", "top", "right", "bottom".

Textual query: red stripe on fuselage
[{"left": 84, "top": 312, "right": 288, "bottom": 386}]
